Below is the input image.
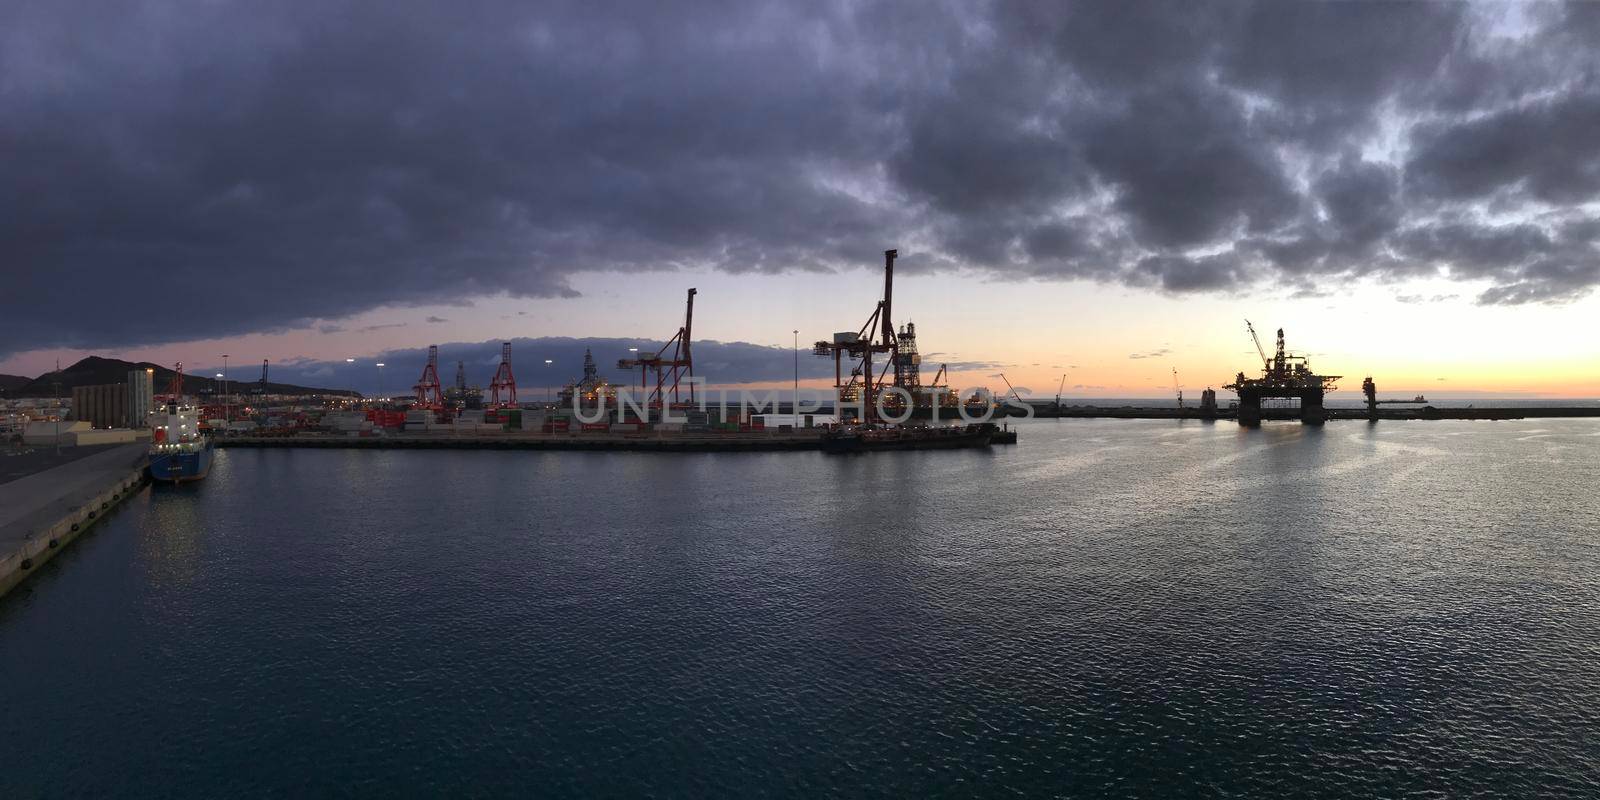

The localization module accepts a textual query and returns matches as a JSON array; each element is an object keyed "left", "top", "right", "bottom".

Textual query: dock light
[
  {"left": 544, "top": 359, "right": 553, "bottom": 364},
  {"left": 375, "top": 362, "right": 385, "bottom": 367},
  {"left": 216, "top": 373, "right": 224, "bottom": 378},
  {"left": 345, "top": 358, "right": 355, "bottom": 363}
]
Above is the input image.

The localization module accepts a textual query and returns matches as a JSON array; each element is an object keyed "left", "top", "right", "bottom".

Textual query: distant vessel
[
  {"left": 820, "top": 423, "right": 995, "bottom": 454},
  {"left": 147, "top": 363, "right": 213, "bottom": 483}
]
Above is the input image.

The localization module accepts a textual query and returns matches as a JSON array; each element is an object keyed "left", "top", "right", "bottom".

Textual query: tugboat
[
  {"left": 821, "top": 423, "right": 996, "bottom": 454},
  {"left": 147, "top": 363, "right": 214, "bottom": 484}
]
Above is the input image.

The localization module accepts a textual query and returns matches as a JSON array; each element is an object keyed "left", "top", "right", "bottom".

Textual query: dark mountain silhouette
[
  {"left": 0, "top": 374, "right": 30, "bottom": 396},
  {"left": 8, "top": 356, "right": 359, "bottom": 398}
]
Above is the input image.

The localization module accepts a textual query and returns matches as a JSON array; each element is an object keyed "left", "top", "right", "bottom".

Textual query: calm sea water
[{"left": 3, "top": 419, "right": 1599, "bottom": 797}]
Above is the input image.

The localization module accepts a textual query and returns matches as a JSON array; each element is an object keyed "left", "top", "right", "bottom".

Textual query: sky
[{"left": 2, "top": 0, "right": 1598, "bottom": 398}]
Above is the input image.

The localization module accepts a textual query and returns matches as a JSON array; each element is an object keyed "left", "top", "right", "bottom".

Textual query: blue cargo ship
[
  {"left": 148, "top": 430, "right": 214, "bottom": 483},
  {"left": 147, "top": 366, "right": 213, "bottom": 483}
]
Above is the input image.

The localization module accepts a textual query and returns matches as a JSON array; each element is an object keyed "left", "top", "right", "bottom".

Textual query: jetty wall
[{"left": 0, "top": 444, "right": 148, "bottom": 599}]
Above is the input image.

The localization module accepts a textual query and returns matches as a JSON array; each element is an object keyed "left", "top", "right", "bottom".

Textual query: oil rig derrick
[
  {"left": 890, "top": 321, "right": 957, "bottom": 415},
  {"left": 617, "top": 288, "right": 697, "bottom": 412},
  {"left": 814, "top": 249, "right": 901, "bottom": 423},
  {"left": 412, "top": 345, "right": 446, "bottom": 410},
  {"left": 896, "top": 321, "right": 922, "bottom": 389},
  {"left": 489, "top": 342, "right": 518, "bottom": 408},
  {"left": 1223, "top": 322, "right": 1340, "bottom": 426},
  {"left": 560, "top": 348, "right": 616, "bottom": 408}
]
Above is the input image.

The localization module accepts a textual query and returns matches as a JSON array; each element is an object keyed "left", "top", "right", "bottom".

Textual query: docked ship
[
  {"left": 820, "top": 422, "right": 997, "bottom": 454},
  {"left": 147, "top": 364, "right": 214, "bottom": 483}
]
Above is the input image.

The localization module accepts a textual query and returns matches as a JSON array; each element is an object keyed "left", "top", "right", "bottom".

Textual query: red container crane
[
  {"left": 489, "top": 342, "right": 518, "bottom": 408},
  {"left": 413, "top": 345, "right": 445, "bottom": 410}
]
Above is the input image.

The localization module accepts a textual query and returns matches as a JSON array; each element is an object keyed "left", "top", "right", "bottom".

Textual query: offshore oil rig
[{"left": 1224, "top": 321, "right": 1340, "bottom": 426}]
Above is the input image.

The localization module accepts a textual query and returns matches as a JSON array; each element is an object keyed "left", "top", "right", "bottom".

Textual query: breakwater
[{"left": 1028, "top": 404, "right": 1600, "bottom": 421}]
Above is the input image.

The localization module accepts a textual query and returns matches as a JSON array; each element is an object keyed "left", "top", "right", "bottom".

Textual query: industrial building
[
  {"left": 129, "top": 368, "right": 154, "bottom": 426},
  {"left": 67, "top": 368, "right": 155, "bottom": 429},
  {"left": 72, "top": 383, "right": 129, "bottom": 429},
  {"left": 21, "top": 420, "right": 140, "bottom": 446}
]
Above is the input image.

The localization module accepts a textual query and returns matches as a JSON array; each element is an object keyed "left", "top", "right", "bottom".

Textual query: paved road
[{"left": 0, "top": 443, "right": 131, "bottom": 485}]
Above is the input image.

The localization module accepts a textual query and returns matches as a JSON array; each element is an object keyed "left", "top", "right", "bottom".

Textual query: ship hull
[
  {"left": 148, "top": 441, "right": 214, "bottom": 483},
  {"left": 821, "top": 425, "right": 994, "bottom": 454}
]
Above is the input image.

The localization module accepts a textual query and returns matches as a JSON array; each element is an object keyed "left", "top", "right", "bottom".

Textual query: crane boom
[
  {"left": 998, "top": 372, "right": 1025, "bottom": 406},
  {"left": 1245, "top": 319, "right": 1269, "bottom": 369}
]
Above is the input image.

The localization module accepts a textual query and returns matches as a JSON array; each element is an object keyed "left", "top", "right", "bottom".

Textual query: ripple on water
[{"left": 2, "top": 419, "right": 1599, "bottom": 797}]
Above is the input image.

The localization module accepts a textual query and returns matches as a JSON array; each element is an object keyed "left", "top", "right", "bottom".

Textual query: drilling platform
[{"left": 1224, "top": 322, "right": 1340, "bottom": 426}]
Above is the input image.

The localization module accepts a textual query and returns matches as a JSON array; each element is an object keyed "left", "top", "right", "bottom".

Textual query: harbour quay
[{"left": 0, "top": 443, "right": 148, "bottom": 598}]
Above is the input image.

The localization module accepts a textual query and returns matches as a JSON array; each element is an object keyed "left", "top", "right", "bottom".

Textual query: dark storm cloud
[
  {"left": 1316, "top": 156, "right": 1402, "bottom": 250},
  {"left": 1081, "top": 84, "right": 1302, "bottom": 248},
  {"left": 4, "top": 0, "right": 1599, "bottom": 357},
  {"left": 1407, "top": 91, "right": 1600, "bottom": 205}
]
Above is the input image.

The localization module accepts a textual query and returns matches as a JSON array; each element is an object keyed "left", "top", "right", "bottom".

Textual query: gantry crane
[
  {"left": 618, "top": 288, "right": 697, "bottom": 410},
  {"left": 813, "top": 250, "right": 901, "bottom": 423},
  {"left": 161, "top": 362, "right": 185, "bottom": 401},
  {"left": 413, "top": 345, "right": 445, "bottom": 410},
  {"left": 489, "top": 342, "right": 518, "bottom": 408}
]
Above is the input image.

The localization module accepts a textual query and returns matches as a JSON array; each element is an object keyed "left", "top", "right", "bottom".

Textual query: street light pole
[
  {"left": 221, "top": 354, "right": 229, "bottom": 425},
  {"left": 375, "top": 363, "right": 385, "bottom": 405},
  {"left": 52, "top": 359, "right": 61, "bottom": 455},
  {"left": 793, "top": 329, "right": 798, "bottom": 425},
  {"left": 544, "top": 359, "right": 553, "bottom": 406}
]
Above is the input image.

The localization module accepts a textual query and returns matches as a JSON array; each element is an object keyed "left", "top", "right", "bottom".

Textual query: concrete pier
[{"left": 0, "top": 443, "right": 148, "bottom": 599}]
